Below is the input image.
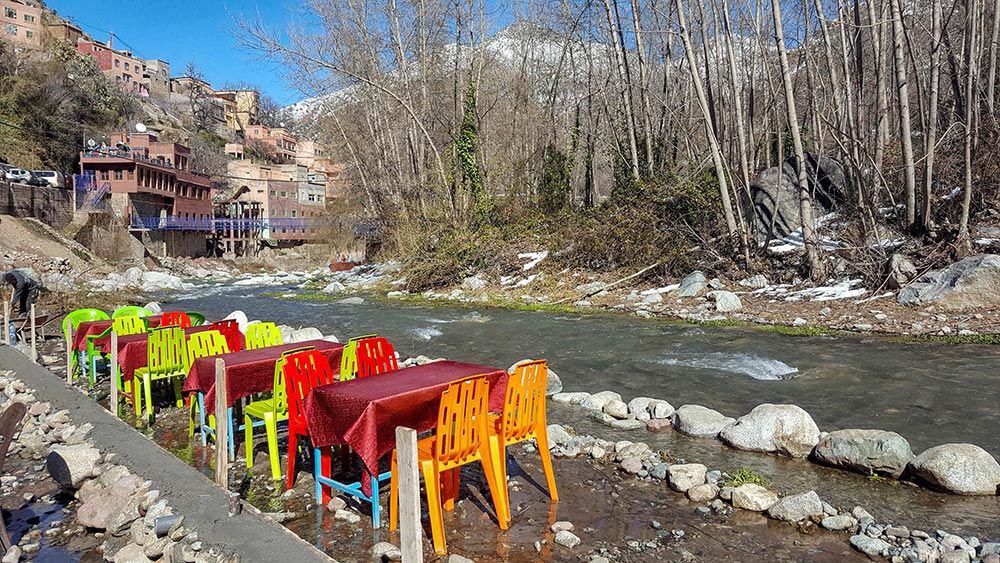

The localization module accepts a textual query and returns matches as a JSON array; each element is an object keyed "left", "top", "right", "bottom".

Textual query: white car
[
  {"left": 4, "top": 169, "right": 31, "bottom": 184},
  {"left": 32, "top": 170, "right": 65, "bottom": 188}
]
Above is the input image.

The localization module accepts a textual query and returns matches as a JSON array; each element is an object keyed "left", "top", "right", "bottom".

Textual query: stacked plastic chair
[
  {"left": 112, "top": 306, "right": 153, "bottom": 319},
  {"left": 338, "top": 334, "right": 378, "bottom": 381},
  {"left": 208, "top": 320, "right": 242, "bottom": 353},
  {"left": 86, "top": 315, "right": 147, "bottom": 388},
  {"left": 186, "top": 330, "right": 231, "bottom": 449},
  {"left": 160, "top": 311, "right": 192, "bottom": 328},
  {"left": 245, "top": 322, "right": 283, "bottom": 350}
]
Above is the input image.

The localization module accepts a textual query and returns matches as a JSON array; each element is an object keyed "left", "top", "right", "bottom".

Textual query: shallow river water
[{"left": 164, "top": 285, "right": 1000, "bottom": 539}]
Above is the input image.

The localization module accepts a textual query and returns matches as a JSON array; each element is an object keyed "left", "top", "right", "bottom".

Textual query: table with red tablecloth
[
  {"left": 304, "top": 360, "right": 508, "bottom": 480},
  {"left": 183, "top": 339, "right": 344, "bottom": 409},
  {"left": 72, "top": 316, "right": 162, "bottom": 353},
  {"left": 111, "top": 325, "right": 243, "bottom": 385}
]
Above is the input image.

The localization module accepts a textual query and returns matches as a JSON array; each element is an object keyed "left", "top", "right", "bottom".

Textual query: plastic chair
[
  {"left": 356, "top": 337, "right": 398, "bottom": 378},
  {"left": 389, "top": 375, "right": 508, "bottom": 554},
  {"left": 86, "top": 315, "right": 147, "bottom": 388},
  {"left": 61, "top": 308, "right": 109, "bottom": 378},
  {"left": 112, "top": 306, "right": 152, "bottom": 319},
  {"left": 488, "top": 360, "right": 558, "bottom": 526},
  {"left": 186, "top": 330, "right": 231, "bottom": 449},
  {"left": 284, "top": 350, "right": 338, "bottom": 491},
  {"left": 160, "top": 311, "right": 192, "bottom": 328},
  {"left": 245, "top": 322, "right": 283, "bottom": 350},
  {"left": 208, "top": 320, "right": 242, "bottom": 353},
  {"left": 131, "top": 327, "right": 188, "bottom": 423},
  {"left": 188, "top": 312, "right": 206, "bottom": 326},
  {"left": 338, "top": 334, "right": 378, "bottom": 381},
  {"left": 244, "top": 346, "right": 314, "bottom": 479}
]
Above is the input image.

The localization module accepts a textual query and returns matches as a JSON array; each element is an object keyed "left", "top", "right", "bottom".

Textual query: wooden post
[
  {"left": 109, "top": 332, "right": 119, "bottom": 418},
  {"left": 214, "top": 358, "right": 229, "bottom": 489},
  {"left": 66, "top": 326, "right": 74, "bottom": 383},
  {"left": 29, "top": 303, "right": 36, "bottom": 361},
  {"left": 395, "top": 426, "right": 423, "bottom": 563},
  {"left": 2, "top": 300, "right": 8, "bottom": 345}
]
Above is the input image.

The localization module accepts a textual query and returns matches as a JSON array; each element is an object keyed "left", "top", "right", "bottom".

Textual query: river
[{"left": 163, "top": 284, "right": 1000, "bottom": 539}]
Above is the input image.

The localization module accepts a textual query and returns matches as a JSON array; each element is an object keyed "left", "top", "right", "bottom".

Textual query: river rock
[
  {"left": 766, "top": 490, "right": 824, "bottom": 522},
  {"left": 650, "top": 400, "right": 674, "bottom": 419},
  {"left": 47, "top": 444, "right": 101, "bottom": 489},
  {"left": 850, "top": 535, "right": 892, "bottom": 558},
  {"left": 898, "top": 254, "right": 1000, "bottom": 310},
  {"left": 545, "top": 424, "right": 572, "bottom": 449},
  {"left": 672, "top": 405, "right": 735, "bottom": 438},
  {"left": 580, "top": 391, "right": 622, "bottom": 412},
  {"left": 646, "top": 419, "right": 672, "bottom": 433},
  {"left": 730, "top": 484, "right": 778, "bottom": 512},
  {"left": 668, "top": 463, "right": 707, "bottom": 493},
  {"left": 552, "top": 392, "right": 590, "bottom": 405},
  {"left": 626, "top": 397, "right": 656, "bottom": 421},
  {"left": 750, "top": 153, "right": 845, "bottom": 240},
  {"left": 821, "top": 514, "right": 858, "bottom": 531},
  {"left": 813, "top": 429, "right": 914, "bottom": 477},
  {"left": 707, "top": 290, "right": 742, "bottom": 312},
  {"left": 886, "top": 254, "right": 918, "bottom": 290},
  {"left": 338, "top": 297, "right": 366, "bottom": 306},
  {"left": 461, "top": 275, "right": 487, "bottom": 291},
  {"left": 739, "top": 275, "right": 770, "bottom": 289},
  {"left": 223, "top": 310, "right": 249, "bottom": 332},
  {"left": 372, "top": 542, "right": 402, "bottom": 561},
  {"left": 907, "top": 444, "right": 1000, "bottom": 495},
  {"left": 286, "top": 327, "right": 323, "bottom": 343},
  {"left": 554, "top": 530, "right": 581, "bottom": 548},
  {"left": 77, "top": 486, "right": 133, "bottom": 530},
  {"left": 687, "top": 483, "right": 719, "bottom": 502},
  {"left": 322, "top": 281, "right": 346, "bottom": 293},
  {"left": 603, "top": 399, "right": 629, "bottom": 419},
  {"left": 719, "top": 404, "right": 820, "bottom": 458},
  {"left": 675, "top": 271, "right": 707, "bottom": 298}
]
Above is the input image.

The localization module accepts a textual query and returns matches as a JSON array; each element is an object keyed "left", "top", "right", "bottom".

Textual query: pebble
[
  {"left": 334, "top": 509, "right": 361, "bottom": 524},
  {"left": 326, "top": 497, "right": 347, "bottom": 512},
  {"left": 554, "top": 530, "right": 581, "bottom": 549},
  {"left": 650, "top": 520, "right": 661, "bottom": 530},
  {"left": 550, "top": 521, "right": 574, "bottom": 533}
]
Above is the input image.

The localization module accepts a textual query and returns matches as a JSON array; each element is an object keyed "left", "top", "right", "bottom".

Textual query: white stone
[
  {"left": 719, "top": 404, "right": 820, "bottom": 458},
  {"left": 668, "top": 464, "right": 708, "bottom": 493},
  {"left": 730, "top": 484, "right": 778, "bottom": 512},
  {"left": 580, "top": 391, "right": 622, "bottom": 412}
]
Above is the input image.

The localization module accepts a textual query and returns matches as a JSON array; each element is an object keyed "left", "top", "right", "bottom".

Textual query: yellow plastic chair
[
  {"left": 245, "top": 322, "right": 283, "bottom": 350},
  {"left": 186, "top": 330, "right": 231, "bottom": 443},
  {"left": 244, "top": 346, "right": 314, "bottom": 479},
  {"left": 338, "top": 334, "right": 377, "bottom": 381},
  {"left": 132, "top": 327, "right": 188, "bottom": 423},
  {"left": 86, "top": 315, "right": 147, "bottom": 388},
  {"left": 488, "top": 360, "right": 558, "bottom": 525},
  {"left": 389, "top": 376, "right": 508, "bottom": 555}
]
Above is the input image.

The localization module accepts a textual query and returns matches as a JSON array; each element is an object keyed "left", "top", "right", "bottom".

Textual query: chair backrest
[
  {"left": 187, "top": 312, "right": 206, "bottom": 326},
  {"left": 111, "top": 314, "right": 146, "bottom": 337},
  {"left": 146, "top": 327, "right": 189, "bottom": 376},
  {"left": 356, "top": 337, "right": 398, "bottom": 378},
  {"left": 160, "top": 311, "right": 192, "bottom": 328},
  {"left": 500, "top": 360, "right": 548, "bottom": 441},
  {"left": 283, "top": 350, "right": 336, "bottom": 430},
  {"left": 245, "top": 322, "right": 283, "bottom": 350},
  {"left": 339, "top": 334, "right": 378, "bottom": 381},
  {"left": 434, "top": 376, "right": 491, "bottom": 465},
  {"left": 112, "top": 306, "right": 152, "bottom": 319},
  {"left": 209, "top": 320, "right": 242, "bottom": 353},
  {"left": 62, "top": 308, "right": 110, "bottom": 341},
  {"left": 271, "top": 346, "right": 315, "bottom": 417},
  {"left": 186, "top": 330, "right": 230, "bottom": 366},
  {"left": 0, "top": 402, "right": 27, "bottom": 473}
]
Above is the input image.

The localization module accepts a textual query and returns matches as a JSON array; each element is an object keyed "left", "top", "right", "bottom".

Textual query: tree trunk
[
  {"left": 889, "top": 0, "right": 917, "bottom": 229},
  {"left": 922, "top": 0, "right": 943, "bottom": 232}
]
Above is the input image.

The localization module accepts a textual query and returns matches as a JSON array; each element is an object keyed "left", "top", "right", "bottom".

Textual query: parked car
[
  {"left": 32, "top": 170, "right": 65, "bottom": 188},
  {"left": 4, "top": 169, "right": 31, "bottom": 184},
  {"left": 25, "top": 172, "right": 48, "bottom": 187}
]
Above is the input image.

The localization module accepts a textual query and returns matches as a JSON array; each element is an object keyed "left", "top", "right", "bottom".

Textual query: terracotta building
[
  {"left": 1, "top": 0, "right": 42, "bottom": 48},
  {"left": 213, "top": 89, "right": 259, "bottom": 134},
  {"left": 245, "top": 125, "right": 297, "bottom": 162},
  {"left": 77, "top": 39, "right": 148, "bottom": 96},
  {"left": 143, "top": 59, "right": 171, "bottom": 102}
]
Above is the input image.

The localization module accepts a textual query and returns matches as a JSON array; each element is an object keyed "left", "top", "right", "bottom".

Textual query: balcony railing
[{"left": 80, "top": 150, "right": 210, "bottom": 180}]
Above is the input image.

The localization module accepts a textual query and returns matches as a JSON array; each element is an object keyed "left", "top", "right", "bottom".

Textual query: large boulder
[
  {"left": 766, "top": 490, "right": 825, "bottom": 522},
  {"left": 719, "top": 404, "right": 820, "bottom": 458},
  {"left": 580, "top": 391, "right": 622, "bottom": 412},
  {"left": 907, "top": 444, "right": 1000, "bottom": 495},
  {"left": 731, "top": 484, "right": 778, "bottom": 512},
  {"left": 885, "top": 254, "right": 918, "bottom": 290},
  {"left": 749, "top": 153, "right": 845, "bottom": 240},
  {"left": 672, "top": 405, "right": 735, "bottom": 438},
  {"left": 47, "top": 444, "right": 101, "bottom": 489},
  {"left": 707, "top": 290, "right": 742, "bottom": 312},
  {"left": 675, "top": 271, "right": 707, "bottom": 298},
  {"left": 897, "top": 254, "right": 1000, "bottom": 311},
  {"left": 813, "top": 429, "right": 914, "bottom": 478}
]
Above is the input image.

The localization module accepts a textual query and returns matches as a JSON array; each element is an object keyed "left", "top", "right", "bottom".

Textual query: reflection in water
[{"left": 162, "top": 286, "right": 1000, "bottom": 540}]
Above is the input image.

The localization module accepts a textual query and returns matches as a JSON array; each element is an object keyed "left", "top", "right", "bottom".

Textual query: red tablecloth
[
  {"left": 72, "top": 316, "right": 162, "bottom": 352},
  {"left": 304, "top": 361, "right": 508, "bottom": 479},
  {"left": 112, "top": 325, "right": 241, "bottom": 384},
  {"left": 183, "top": 340, "right": 344, "bottom": 409}
]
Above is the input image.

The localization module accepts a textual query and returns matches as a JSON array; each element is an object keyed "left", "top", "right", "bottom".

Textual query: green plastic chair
[
  {"left": 112, "top": 306, "right": 153, "bottom": 319},
  {"left": 244, "top": 346, "right": 314, "bottom": 479},
  {"left": 339, "top": 334, "right": 378, "bottom": 381},
  {"left": 188, "top": 312, "right": 206, "bottom": 327},
  {"left": 245, "top": 322, "right": 283, "bottom": 350},
  {"left": 86, "top": 315, "right": 147, "bottom": 388},
  {"left": 133, "top": 327, "right": 188, "bottom": 423},
  {"left": 61, "top": 308, "right": 110, "bottom": 378}
]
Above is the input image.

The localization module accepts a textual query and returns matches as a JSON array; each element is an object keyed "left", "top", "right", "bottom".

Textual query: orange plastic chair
[
  {"left": 488, "top": 360, "right": 558, "bottom": 525},
  {"left": 283, "top": 350, "right": 338, "bottom": 491},
  {"left": 160, "top": 311, "right": 192, "bottom": 328},
  {"left": 389, "top": 376, "right": 508, "bottom": 555},
  {"left": 356, "top": 337, "right": 398, "bottom": 378}
]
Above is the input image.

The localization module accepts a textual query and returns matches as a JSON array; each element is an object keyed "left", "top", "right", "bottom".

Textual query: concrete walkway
[{"left": 0, "top": 346, "right": 332, "bottom": 562}]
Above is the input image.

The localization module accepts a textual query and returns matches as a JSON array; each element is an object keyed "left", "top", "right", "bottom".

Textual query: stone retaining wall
[{"left": 1, "top": 181, "right": 74, "bottom": 229}]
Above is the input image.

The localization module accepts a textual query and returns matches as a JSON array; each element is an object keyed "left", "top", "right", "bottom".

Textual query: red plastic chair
[
  {"left": 283, "top": 350, "right": 337, "bottom": 490},
  {"left": 161, "top": 311, "right": 192, "bottom": 328},
  {"left": 356, "top": 337, "right": 398, "bottom": 378},
  {"left": 209, "top": 319, "right": 243, "bottom": 352}
]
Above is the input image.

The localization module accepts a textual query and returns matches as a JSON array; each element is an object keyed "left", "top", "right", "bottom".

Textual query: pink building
[
  {"left": 1, "top": 0, "right": 42, "bottom": 48},
  {"left": 245, "top": 125, "right": 297, "bottom": 162},
  {"left": 76, "top": 39, "right": 148, "bottom": 96}
]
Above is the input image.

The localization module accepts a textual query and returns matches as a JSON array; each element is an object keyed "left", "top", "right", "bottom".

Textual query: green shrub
[{"left": 724, "top": 467, "right": 770, "bottom": 488}]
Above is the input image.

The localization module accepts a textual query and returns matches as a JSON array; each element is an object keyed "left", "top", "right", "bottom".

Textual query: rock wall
[
  {"left": 1, "top": 181, "right": 75, "bottom": 229},
  {"left": 72, "top": 212, "right": 146, "bottom": 263}
]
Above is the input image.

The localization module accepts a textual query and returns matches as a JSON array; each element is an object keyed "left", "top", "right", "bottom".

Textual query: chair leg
[
  {"left": 286, "top": 433, "right": 298, "bottom": 490},
  {"left": 320, "top": 448, "right": 332, "bottom": 504},
  {"left": 244, "top": 414, "right": 255, "bottom": 469},
  {"left": 389, "top": 452, "right": 398, "bottom": 532},
  {"left": 313, "top": 447, "right": 323, "bottom": 503},
  {"left": 442, "top": 467, "right": 459, "bottom": 512},
  {"left": 133, "top": 379, "right": 143, "bottom": 417},
  {"left": 371, "top": 471, "right": 381, "bottom": 529},
  {"left": 143, "top": 375, "right": 154, "bottom": 424},
  {"left": 173, "top": 377, "right": 184, "bottom": 409},
  {"left": 227, "top": 407, "right": 236, "bottom": 458},
  {"left": 420, "top": 459, "right": 446, "bottom": 555},
  {"left": 489, "top": 434, "right": 511, "bottom": 525},
  {"left": 536, "top": 430, "right": 559, "bottom": 502},
  {"left": 188, "top": 398, "right": 197, "bottom": 438},
  {"left": 198, "top": 394, "right": 207, "bottom": 446},
  {"left": 264, "top": 413, "right": 281, "bottom": 480},
  {"left": 479, "top": 449, "right": 509, "bottom": 531}
]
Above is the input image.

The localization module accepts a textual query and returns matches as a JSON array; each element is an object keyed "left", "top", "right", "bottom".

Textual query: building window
[
  {"left": 114, "top": 170, "right": 123, "bottom": 180},
  {"left": 25, "top": 30, "right": 32, "bottom": 38},
  {"left": 100, "top": 170, "right": 109, "bottom": 181},
  {"left": 124, "top": 62, "right": 130, "bottom": 71},
  {"left": 4, "top": 8, "right": 15, "bottom": 19},
  {"left": 24, "top": 14, "right": 34, "bottom": 23},
  {"left": 4, "top": 24, "right": 15, "bottom": 36}
]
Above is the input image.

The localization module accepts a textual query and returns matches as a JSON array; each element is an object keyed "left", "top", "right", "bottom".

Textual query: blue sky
[{"left": 45, "top": 0, "right": 306, "bottom": 105}]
